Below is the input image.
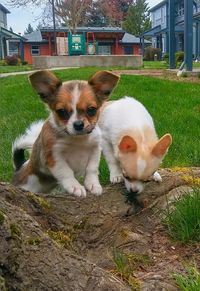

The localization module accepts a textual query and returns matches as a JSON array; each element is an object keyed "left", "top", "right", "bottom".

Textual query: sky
[{"left": 2, "top": 0, "right": 161, "bottom": 35}]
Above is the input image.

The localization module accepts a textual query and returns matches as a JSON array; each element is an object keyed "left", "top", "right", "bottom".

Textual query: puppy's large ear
[
  {"left": 118, "top": 136, "right": 137, "bottom": 153},
  {"left": 29, "top": 70, "right": 62, "bottom": 104},
  {"left": 152, "top": 134, "right": 172, "bottom": 157},
  {"left": 88, "top": 70, "right": 119, "bottom": 103}
]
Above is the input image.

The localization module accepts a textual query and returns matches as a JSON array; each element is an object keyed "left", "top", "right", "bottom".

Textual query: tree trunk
[{"left": 0, "top": 167, "right": 199, "bottom": 290}]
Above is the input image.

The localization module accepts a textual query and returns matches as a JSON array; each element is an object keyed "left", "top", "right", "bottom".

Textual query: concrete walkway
[
  {"left": 1, "top": 67, "right": 200, "bottom": 79},
  {"left": 0, "top": 67, "right": 77, "bottom": 78}
]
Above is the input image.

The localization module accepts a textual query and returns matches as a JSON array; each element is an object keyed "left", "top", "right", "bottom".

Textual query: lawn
[
  {"left": 0, "top": 64, "right": 33, "bottom": 73},
  {"left": 143, "top": 61, "right": 168, "bottom": 69},
  {"left": 0, "top": 62, "right": 165, "bottom": 74},
  {"left": 0, "top": 61, "right": 199, "bottom": 74},
  {"left": 0, "top": 67, "right": 200, "bottom": 183}
]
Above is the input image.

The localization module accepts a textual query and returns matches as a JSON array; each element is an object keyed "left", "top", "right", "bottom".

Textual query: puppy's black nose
[
  {"left": 131, "top": 189, "right": 139, "bottom": 195},
  {"left": 73, "top": 120, "right": 84, "bottom": 131}
]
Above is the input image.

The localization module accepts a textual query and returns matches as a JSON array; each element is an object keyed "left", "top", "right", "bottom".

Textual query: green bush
[
  {"left": 22, "top": 61, "right": 28, "bottom": 65},
  {"left": 0, "top": 59, "right": 7, "bottom": 66},
  {"left": 144, "top": 47, "right": 162, "bottom": 61},
  {"left": 175, "top": 51, "right": 184, "bottom": 66},
  {"left": 5, "top": 54, "right": 21, "bottom": 66},
  {"left": 163, "top": 53, "right": 169, "bottom": 63}
]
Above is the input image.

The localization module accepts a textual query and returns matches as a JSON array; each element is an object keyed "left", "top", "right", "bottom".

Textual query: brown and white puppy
[{"left": 12, "top": 70, "right": 119, "bottom": 196}]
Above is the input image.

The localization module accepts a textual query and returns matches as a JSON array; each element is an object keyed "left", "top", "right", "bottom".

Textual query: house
[
  {"left": 142, "top": 0, "right": 200, "bottom": 60},
  {"left": 23, "top": 27, "right": 151, "bottom": 64},
  {"left": 0, "top": 3, "right": 25, "bottom": 60},
  {"left": 0, "top": 3, "right": 150, "bottom": 64}
]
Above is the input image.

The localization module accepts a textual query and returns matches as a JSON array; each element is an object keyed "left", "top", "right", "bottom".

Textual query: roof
[
  {"left": 40, "top": 26, "right": 125, "bottom": 33},
  {"left": 0, "top": 3, "right": 10, "bottom": 14},
  {"left": 121, "top": 32, "right": 151, "bottom": 44},
  {"left": 149, "top": 0, "right": 167, "bottom": 12},
  {"left": 24, "top": 28, "right": 151, "bottom": 44},
  {"left": 0, "top": 27, "right": 25, "bottom": 40},
  {"left": 141, "top": 25, "right": 161, "bottom": 37},
  {"left": 142, "top": 23, "right": 185, "bottom": 37},
  {"left": 23, "top": 30, "right": 48, "bottom": 43}
]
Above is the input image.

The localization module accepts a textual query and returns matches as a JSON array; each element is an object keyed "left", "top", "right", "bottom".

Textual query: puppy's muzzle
[
  {"left": 73, "top": 120, "right": 95, "bottom": 135},
  {"left": 73, "top": 120, "right": 84, "bottom": 131}
]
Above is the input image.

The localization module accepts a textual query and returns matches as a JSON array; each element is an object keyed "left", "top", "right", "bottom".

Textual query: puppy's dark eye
[
  {"left": 56, "top": 109, "right": 71, "bottom": 120},
  {"left": 86, "top": 107, "right": 97, "bottom": 117}
]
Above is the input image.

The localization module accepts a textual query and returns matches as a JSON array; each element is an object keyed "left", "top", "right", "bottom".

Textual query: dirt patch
[
  {"left": 0, "top": 167, "right": 199, "bottom": 290},
  {"left": 113, "top": 69, "right": 200, "bottom": 83}
]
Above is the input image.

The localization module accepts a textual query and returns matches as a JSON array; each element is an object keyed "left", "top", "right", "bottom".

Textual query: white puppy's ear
[
  {"left": 88, "top": 70, "right": 119, "bottom": 102},
  {"left": 152, "top": 134, "right": 172, "bottom": 157},
  {"left": 29, "top": 70, "right": 62, "bottom": 104},
  {"left": 118, "top": 136, "right": 137, "bottom": 153}
]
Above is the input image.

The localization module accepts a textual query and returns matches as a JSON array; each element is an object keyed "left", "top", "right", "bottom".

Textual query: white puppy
[{"left": 99, "top": 97, "right": 172, "bottom": 194}]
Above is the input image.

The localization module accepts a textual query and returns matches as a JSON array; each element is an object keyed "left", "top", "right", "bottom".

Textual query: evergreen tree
[
  {"left": 85, "top": 1, "right": 106, "bottom": 27},
  {"left": 122, "top": 0, "right": 151, "bottom": 36},
  {"left": 24, "top": 23, "right": 34, "bottom": 34}
]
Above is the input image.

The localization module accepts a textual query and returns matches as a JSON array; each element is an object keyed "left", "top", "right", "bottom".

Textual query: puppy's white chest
[
  {"left": 53, "top": 129, "right": 101, "bottom": 176},
  {"left": 64, "top": 145, "right": 92, "bottom": 175}
]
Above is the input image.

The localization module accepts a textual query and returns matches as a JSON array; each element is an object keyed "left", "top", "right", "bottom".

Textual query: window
[
  {"left": 31, "top": 45, "right": 40, "bottom": 55},
  {"left": 176, "top": 1, "right": 184, "bottom": 16},
  {"left": 98, "top": 45, "right": 111, "bottom": 55},
  {"left": 0, "top": 10, "right": 7, "bottom": 28},
  {"left": 124, "top": 46, "right": 133, "bottom": 55},
  {"left": 9, "top": 42, "right": 19, "bottom": 56}
]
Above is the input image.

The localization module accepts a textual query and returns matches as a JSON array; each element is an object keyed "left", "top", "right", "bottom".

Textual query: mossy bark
[{"left": 0, "top": 167, "right": 199, "bottom": 290}]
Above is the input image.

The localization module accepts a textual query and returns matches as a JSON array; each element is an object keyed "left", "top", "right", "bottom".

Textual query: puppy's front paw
[
  {"left": 153, "top": 171, "right": 162, "bottom": 183},
  {"left": 71, "top": 185, "right": 87, "bottom": 197},
  {"left": 64, "top": 180, "right": 86, "bottom": 197},
  {"left": 85, "top": 181, "right": 102, "bottom": 196},
  {"left": 110, "top": 174, "right": 123, "bottom": 184}
]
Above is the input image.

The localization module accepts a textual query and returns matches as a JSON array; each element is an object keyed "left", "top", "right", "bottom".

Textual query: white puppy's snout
[{"left": 124, "top": 179, "right": 144, "bottom": 194}]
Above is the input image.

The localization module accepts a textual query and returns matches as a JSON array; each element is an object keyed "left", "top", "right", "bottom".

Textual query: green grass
[
  {"left": 0, "top": 62, "right": 167, "bottom": 73},
  {"left": 0, "top": 61, "right": 199, "bottom": 74},
  {"left": 143, "top": 61, "right": 200, "bottom": 70},
  {"left": 0, "top": 65, "right": 33, "bottom": 73},
  {"left": 193, "top": 62, "right": 200, "bottom": 68},
  {"left": 173, "top": 264, "right": 200, "bottom": 291},
  {"left": 0, "top": 67, "right": 200, "bottom": 183},
  {"left": 111, "top": 249, "right": 149, "bottom": 290},
  {"left": 143, "top": 61, "right": 168, "bottom": 69},
  {"left": 163, "top": 188, "right": 200, "bottom": 243}
]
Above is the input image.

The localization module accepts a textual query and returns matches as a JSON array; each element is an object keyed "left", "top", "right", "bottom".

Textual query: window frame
[{"left": 31, "top": 45, "right": 40, "bottom": 56}]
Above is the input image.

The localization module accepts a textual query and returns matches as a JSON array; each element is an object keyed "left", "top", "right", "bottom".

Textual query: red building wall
[
  {"left": 24, "top": 43, "right": 51, "bottom": 64},
  {"left": 24, "top": 44, "right": 32, "bottom": 64},
  {"left": 23, "top": 32, "right": 142, "bottom": 64},
  {"left": 133, "top": 44, "right": 140, "bottom": 54}
]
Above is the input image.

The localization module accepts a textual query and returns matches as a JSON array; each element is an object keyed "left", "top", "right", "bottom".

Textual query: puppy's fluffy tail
[{"left": 12, "top": 120, "right": 44, "bottom": 171}]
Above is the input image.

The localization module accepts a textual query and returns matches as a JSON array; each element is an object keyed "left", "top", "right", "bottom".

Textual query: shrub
[
  {"left": 144, "top": 47, "right": 161, "bottom": 61},
  {"left": 22, "top": 61, "right": 28, "bottom": 65},
  {"left": 175, "top": 51, "right": 184, "bottom": 66},
  {"left": 0, "top": 59, "right": 7, "bottom": 66},
  {"left": 163, "top": 53, "right": 169, "bottom": 63},
  {"left": 5, "top": 54, "right": 21, "bottom": 66}
]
